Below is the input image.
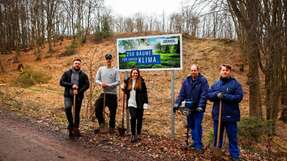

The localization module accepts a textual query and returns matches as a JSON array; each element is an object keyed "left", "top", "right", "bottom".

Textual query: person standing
[
  {"left": 207, "top": 64, "right": 243, "bottom": 161},
  {"left": 94, "top": 53, "right": 120, "bottom": 134},
  {"left": 174, "top": 64, "right": 209, "bottom": 153},
  {"left": 122, "top": 68, "right": 149, "bottom": 143},
  {"left": 60, "top": 58, "right": 90, "bottom": 137}
]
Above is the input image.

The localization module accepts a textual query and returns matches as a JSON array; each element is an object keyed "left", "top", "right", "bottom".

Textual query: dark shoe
[
  {"left": 188, "top": 143, "right": 196, "bottom": 149},
  {"left": 137, "top": 135, "right": 141, "bottom": 141},
  {"left": 73, "top": 128, "right": 81, "bottom": 137},
  {"left": 68, "top": 128, "right": 74, "bottom": 137},
  {"left": 194, "top": 148, "right": 204, "bottom": 154},
  {"left": 94, "top": 123, "right": 107, "bottom": 134},
  {"left": 231, "top": 157, "right": 240, "bottom": 161},
  {"left": 109, "top": 128, "right": 115, "bottom": 134},
  {"left": 131, "top": 135, "right": 137, "bottom": 143}
]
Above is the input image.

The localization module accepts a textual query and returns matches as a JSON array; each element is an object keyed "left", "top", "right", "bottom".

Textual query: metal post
[
  {"left": 124, "top": 71, "right": 130, "bottom": 133},
  {"left": 170, "top": 70, "right": 176, "bottom": 138}
]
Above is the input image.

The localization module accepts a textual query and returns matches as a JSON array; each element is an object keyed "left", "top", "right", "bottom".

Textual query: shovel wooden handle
[
  {"left": 73, "top": 93, "right": 77, "bottom": 125},
  {"left": 122, "top": 91, "right": 125, "bottom": 128},
  {"left": 216, "top": 99, "right": 222, "bottom": 147}
]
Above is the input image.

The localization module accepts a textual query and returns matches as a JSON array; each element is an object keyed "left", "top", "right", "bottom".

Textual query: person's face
[
  {"left": 190, "top": 65, "right": 199, "bottom": 78},
  {"left": 131, "top": 70, "right": 139, "bottom": 79},
  {"left": 220, "top": 66, "right": 231, "bottom": 78},
  {"left": 106, "top": 58, "right": 112, "bottom": 66},
  {"left": 73, "top": 61, "right": 81, "bottom": 70}
]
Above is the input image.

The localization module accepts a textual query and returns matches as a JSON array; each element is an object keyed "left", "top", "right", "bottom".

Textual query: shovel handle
[
  {"left": 73, "top": 94, "right": 77, "bottom": 124},
  {"left": 122, "top": 91, "right": 125, "bottom": 127},
  {"left": 216, "top": 99, "right": 222, "bottom": 147}
]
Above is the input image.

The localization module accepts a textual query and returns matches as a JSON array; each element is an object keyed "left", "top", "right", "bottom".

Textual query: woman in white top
[{"left": 123, "top": 68, "right": 148, "bottom": 143}]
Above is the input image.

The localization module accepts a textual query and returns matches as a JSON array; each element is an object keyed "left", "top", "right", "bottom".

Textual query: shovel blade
[{"left": 211, "top": 146, "right": 223, "bottom": 160}]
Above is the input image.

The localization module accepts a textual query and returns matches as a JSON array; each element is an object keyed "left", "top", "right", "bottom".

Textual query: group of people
[
  {"left": 59, "top": 53, "right": 243, "bottom": 161},
  {"left": 174, "top": 64, "right": 243, "bottom": 161},
  {"left": 59, "top": 53, "right": 148, "bottom": 144}
]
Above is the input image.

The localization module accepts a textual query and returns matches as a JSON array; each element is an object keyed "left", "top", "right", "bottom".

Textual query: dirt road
[{"left": 0, "top": 108, "right": 153, "bottom": 161}]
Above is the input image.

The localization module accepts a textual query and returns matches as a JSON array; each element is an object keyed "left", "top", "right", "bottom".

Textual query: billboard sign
[{"left": 117, "top": 34, "right": 182, "bottom": 71}]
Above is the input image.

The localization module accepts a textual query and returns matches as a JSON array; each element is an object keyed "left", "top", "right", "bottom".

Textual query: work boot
[
  {"left": 194, "top": 148, "right": 204, "bottom": 154},
  {"left": 73, "top": 127, "right": 81, "bottom": 137},
  {"left": 131, "top": 135, "right": 137, "bottom": 143},
  {"left": 231, "top": 157, "right": 240, "bottom": 161},
  {"left": 68, "top": 128, "right": 74, "bottom": 138},
  {"left": 109, "top": 128, "right": 115, "bottom": 134},
  {"left": 137, "top": 134, "right": 141, "bottom": 141},
  {"left": 94, "top": 123, "right": 107, "bottom": 134}
]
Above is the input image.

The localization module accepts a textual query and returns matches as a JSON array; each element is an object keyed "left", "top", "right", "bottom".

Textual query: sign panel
[{"left": 117, "top": 34, "right": 182, "bottom": 71}]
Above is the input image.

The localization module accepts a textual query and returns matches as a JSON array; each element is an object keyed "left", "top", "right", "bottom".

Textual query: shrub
[
  {"left": 238, "top": 117, "right": 270, "bottom": 142},
  {"left": 60, "top": 40, "right": 78, "bottom": 57},
  {"left": 14, "top": 67, "right": 52, "bottom": 88}
]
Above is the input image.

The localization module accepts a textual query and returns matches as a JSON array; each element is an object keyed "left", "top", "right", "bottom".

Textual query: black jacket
[
  {"left": 124, "top": 77, "right": 148, "bottom": 109},
  {"left": 59, "top": 69, "right": 90, "bottom": 99}
]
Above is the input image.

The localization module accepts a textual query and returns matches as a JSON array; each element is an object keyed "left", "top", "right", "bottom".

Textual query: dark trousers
[
  {"left": 213, "top": 121, "right": 240, "bottom": 159},
  {"left": 187, "top": 112, "right": 204, "bottom": 150},
  {"left": 95, "top": 93, "right": 117, "bottom": 128},
  {"left": 64, "top": 96, "right": 83, "bottom": 129},
  {"left": 128, "top": 106, "right": 144, "bottom": 135}
]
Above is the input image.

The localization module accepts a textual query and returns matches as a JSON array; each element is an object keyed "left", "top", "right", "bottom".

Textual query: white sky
[{"left": 105, "top": 0, "right": 183, "bottom": 17}]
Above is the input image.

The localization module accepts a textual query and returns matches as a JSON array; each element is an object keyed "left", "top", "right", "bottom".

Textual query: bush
[
  {"left": 94, "top": 31, "right": 112, "bottom": 42},
  {"left": 60, "top": 40, "right": 78, "bottom": 57},
  {"left": 14, "top": 67, "right": 52, "bottom": 88},
  {"left": 238, "top": 117, "right": 270, "bottom": 142}
]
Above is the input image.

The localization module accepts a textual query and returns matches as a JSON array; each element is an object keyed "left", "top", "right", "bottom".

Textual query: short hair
[
  {"left": 105, "top": 53, "right": 112, "bottom": 60},
  {"left": 73, "top": 58, "right": 82, "bottom": 62},
  {"left": 220, "top": 64, "right": 232, "bottom": 70}
]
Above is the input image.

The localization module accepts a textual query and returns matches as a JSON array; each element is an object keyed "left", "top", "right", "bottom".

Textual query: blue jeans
[
  {"left": 187, "top": 112, "right": 204, "bottom": 150},
  {"left": 213, "top": 121, "right": 240, "bottom": 159}
]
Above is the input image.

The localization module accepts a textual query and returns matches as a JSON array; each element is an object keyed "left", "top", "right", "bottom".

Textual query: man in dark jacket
[
  {"left": 174, "top": 64, "right": 209, "bottom": 153},
  {"left": 60, "top": 58, "right": 89, "bottom": 137},
  {"left": 207, "top": 64, "right": 243, "bottom": 161}
]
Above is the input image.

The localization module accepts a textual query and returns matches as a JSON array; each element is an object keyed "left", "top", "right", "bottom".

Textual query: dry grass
[{"left": 0, "top": 34, "right": 249, "bottom": 147}]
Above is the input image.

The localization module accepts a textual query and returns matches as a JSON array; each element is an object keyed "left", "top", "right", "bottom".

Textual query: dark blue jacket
[
  {"left": 175, "top": 74, "right": 209, "bottom": 111},
  {"left": 207, "top": 77, "right": 243, "bottom": 122}
]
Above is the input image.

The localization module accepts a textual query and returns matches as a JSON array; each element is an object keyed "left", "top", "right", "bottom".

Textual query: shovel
[
  {"left": 213, "top": 99, "right": 223, "bottom": 159},
  {"left": 118, "top": 91, "right": 127, "bottom": 136}
]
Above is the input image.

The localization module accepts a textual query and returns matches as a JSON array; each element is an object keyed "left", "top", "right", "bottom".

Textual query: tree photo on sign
[{"left": 117, "top": 34, "right": 182, "bottom": 71}]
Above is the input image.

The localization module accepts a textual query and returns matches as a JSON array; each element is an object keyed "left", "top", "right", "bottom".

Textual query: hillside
[
  {"left": 1, "top": 33, "right": 286, "bottom": 160},
  {"left": 0, "top": 33, "right": 248, "bottom": 137}
]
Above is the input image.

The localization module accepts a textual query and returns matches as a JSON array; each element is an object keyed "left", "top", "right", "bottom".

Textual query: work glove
[
  {"left": 173, "top": 103, "right": 180, "bottom": 113},
  {"left": 196, "top": 107, "right": 203, "bottom": 112},
  {"left": 217, "top": 92, "right": 224, "bottom": 99},
  {"left": 143, "top": 103, "right": 149, "bottom": 109}
]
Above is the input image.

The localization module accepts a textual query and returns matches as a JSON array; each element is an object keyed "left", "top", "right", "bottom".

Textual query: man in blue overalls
[
  {"left": 207, "top": 64, "right": 243, "bottom": 161},
  {"left": 174, "top": 64, "right": 209, "bottom": 153}
]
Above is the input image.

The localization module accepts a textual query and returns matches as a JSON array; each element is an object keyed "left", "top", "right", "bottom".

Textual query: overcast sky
[{"left": 104, "top": 0, "right": 184, "bottom": 17}]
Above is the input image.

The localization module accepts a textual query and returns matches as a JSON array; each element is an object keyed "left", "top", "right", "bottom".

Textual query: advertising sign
[{"left": 117, "top": 34, "right": 182, "bottom": 71}]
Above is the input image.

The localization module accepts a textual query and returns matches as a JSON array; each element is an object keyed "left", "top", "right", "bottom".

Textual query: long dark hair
[{"left": 127, "top": 68, "right": 142, "bottom": 90}]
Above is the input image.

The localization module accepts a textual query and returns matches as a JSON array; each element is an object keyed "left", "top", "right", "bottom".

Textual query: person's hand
[
  {"left": 73, "top": 89, "right": 78, "bottom": 95},
  {"left": 143, "top": 103, "right": 149, "bottom": 109},
  {"left": 217, "top": 92, "right": 224, "bottom": 99},
  {"left": 101, "top": 82, "right": 110, "bottom": 88},
  {"left": 173, "top": 103, "right": 180, "bottom": 113},
  {"left": 196, "top": 107, "right": 203, "bottom": 112},
  {"left": 72, "top": 84, "right": 78, "bottom": 95},
  {"left": 72, "top": 84, "right": 78, "bottom": 89}
]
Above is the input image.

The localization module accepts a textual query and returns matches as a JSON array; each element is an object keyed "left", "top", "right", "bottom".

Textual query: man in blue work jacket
[
  {"left": 174, "top": 64, "right": 209, "bottom": 153},
  {"left": 207, "top": 64, "right": 243, "bottom": 161}
]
